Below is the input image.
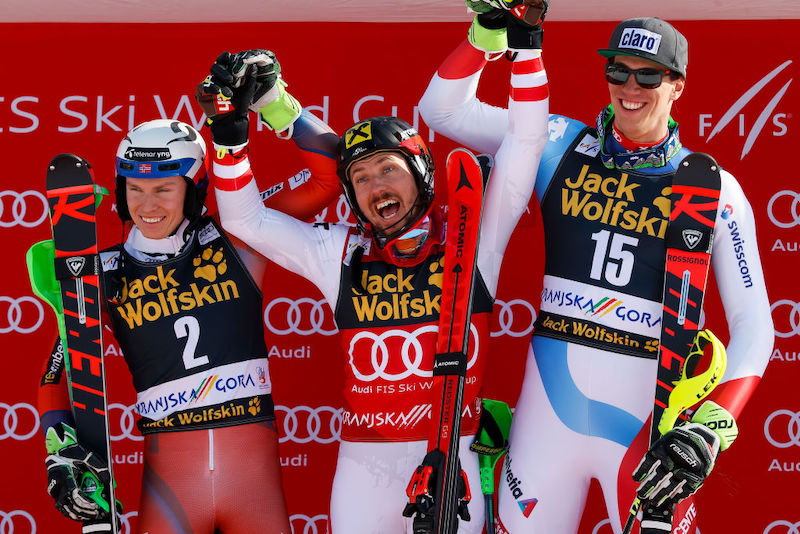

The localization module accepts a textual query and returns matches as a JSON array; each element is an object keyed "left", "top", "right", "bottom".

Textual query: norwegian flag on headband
[{"left": 139, "top": 163, "right": 151, "bottom": 173}]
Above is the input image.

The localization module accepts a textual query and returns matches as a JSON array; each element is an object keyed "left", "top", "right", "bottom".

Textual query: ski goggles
[{"left": 605, "top": 63, "right": 674, "bottom": 89}]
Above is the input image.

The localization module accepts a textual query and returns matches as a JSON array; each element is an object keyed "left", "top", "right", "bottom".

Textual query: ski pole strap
[
  {"left": 432, "top": 352, "right": 468, "bottom": 376},
  {"left": 470, "top": 408, "right": 508, "bottom": 457},
  {"left": 54, "top": 254, "right": 100, "bottom": 280}
]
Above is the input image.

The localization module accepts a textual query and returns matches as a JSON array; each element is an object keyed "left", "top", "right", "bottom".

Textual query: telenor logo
[
  {"left": 124, "top": 147, "right": 171, "bottom": 160},
  {"left": 618, "top": 28, "right": 662, "bottom": 54}
]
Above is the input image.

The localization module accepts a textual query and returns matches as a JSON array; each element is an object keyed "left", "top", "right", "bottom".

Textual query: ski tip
[
  {"left": 446, "top": 147, "right": 478, "bottom": 165},
  {"left": 475, "top": 154, "right": 494, "bottom": 184},
  {"left": 680, "top": 152, "right": 719, "bottom": 172},
  {"left": 48, "top": 153, "right": 92, "bottom": 173}
]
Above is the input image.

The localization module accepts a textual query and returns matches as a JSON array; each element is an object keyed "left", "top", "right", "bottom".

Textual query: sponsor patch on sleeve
[
  {"left": 574, "top": 133, "right": 601, "bottom": 157},
  {"left": 288, "top": 168, "right": 312, "bottom": 190},
  {"left": 198, "top": 222, "right": 221, "bottom": 245},
  {"left": 99, "top": 251, "right": 120, "bottom": 272}
]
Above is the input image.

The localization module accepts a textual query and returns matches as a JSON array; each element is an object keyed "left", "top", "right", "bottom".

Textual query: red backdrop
[{"left": 0, "top": 20, "right": 796, "bottom": 534}]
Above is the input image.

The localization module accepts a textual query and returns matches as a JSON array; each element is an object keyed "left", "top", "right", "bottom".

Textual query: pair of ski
[{"left": 28, "top": 154, "right": 119, "bottom": 532}]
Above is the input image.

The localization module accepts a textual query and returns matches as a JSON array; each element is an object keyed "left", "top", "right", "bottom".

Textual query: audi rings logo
[
  {"left": 491, "top": 299, "right": 536, "bottom": 338},
  {"left": 764, "top": 410, "right": 800, "bottom": 448},
  {"left": 117, "top": 511, "right": 138, "bottom": 534},
  {"left": 290, "top": 514, "right": 328, "bottom": 534},
  {"left": 264, "top": 298, "right": 338, "bottom": 336},
  {"left": 0, "top": 190, "right": 48, "bottom": 228},
  {"left": 0, "top": 510, "right": 35, "bottom": 534},
  {"left": 109, "top": 403, "right": 143, "bottom": 442},
  {"left": 313, "top": 194, "right": 354, "bottom": 226},
  {"left": 0, "top": 403, "right": 39, "bottom": 441},
  {"left": 771, "top": 300, "right": 800, "bottom": 338},
  {"left": 0, "top": 297, "right": 44, "bottom": 335},
  {"left": 276, "top": 405, "right": 341, "bottom": 444},
  {"left": 768, "top": 190, "right": 800, "bottom": 229},
  {"left": 764, "top": 520, "right": 800, "bottom": 534},
  {"left": 348, "top": 324, "right": 479, "bottom": 382}
]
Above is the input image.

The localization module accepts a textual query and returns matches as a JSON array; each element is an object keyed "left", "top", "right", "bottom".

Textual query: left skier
[{"left": 37, "top": 82, "right": 341, "bottom": 532}]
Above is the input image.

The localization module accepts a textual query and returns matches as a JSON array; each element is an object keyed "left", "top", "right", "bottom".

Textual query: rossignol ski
[
  {"left": 403, "top": 148, "right": 489, "bottom": 534},
  {"left": 623, "top": 152, "right": 722, "bottom": 534},
  {"left": 45, "top": 153, "right": 118, "bottom": 533}
]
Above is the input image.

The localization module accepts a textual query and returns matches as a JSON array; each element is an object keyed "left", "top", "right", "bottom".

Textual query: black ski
[
  {"left": 46, "top": 153, "right": 118, "bottom": 533},
  {"left": 623, "top": 152, "right": 721, "bottom": 534},
  {"left": 404, "top": 148, "right": 488, "bottom": 534}
]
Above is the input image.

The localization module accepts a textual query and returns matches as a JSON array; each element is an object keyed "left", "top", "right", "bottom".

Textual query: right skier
[{"left": 419, "top": 7, "right": 774, "bottom": 534}]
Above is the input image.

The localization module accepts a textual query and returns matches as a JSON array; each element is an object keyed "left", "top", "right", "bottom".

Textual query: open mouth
[
  {"left": 621, "top": 100, "right": 645, "bottom": 111},
  {"left": 376, "top": 199, "right": 400, "bottom": 220}
]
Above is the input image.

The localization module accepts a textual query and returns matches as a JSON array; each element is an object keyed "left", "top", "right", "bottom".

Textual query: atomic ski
[
  {"left": 403, "top": 148, "right": 488, "bottom": 534},
  {"left": 46, "top": 153, "right": 118, "bottom": 533},
  {"left": 623, "top": 152, "right": 722, "bottom": 534}
]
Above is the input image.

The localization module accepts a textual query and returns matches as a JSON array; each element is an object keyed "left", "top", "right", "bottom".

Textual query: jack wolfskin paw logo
[
  {"left": 428, "top": 258, "right": 444, "bottom": 290},
  {"left": 653, "top": 186, "right": 672, "bottom": 218},
  {"left": 248, "top": 397, "right": 261, "bottom": 416},
  {"left": 644, "top": 339, "right": 659, "bottom": 352},
  {"left": 193, "top": 246, "right": 227, "bottom": 282}
]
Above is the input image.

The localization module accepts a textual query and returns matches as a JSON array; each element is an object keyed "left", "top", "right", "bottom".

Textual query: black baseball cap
[{"left": 598, "top": 18, "right": 688, "bottom": 77}]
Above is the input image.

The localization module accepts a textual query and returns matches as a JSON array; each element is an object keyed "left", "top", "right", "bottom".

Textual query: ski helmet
[
  {"left": 337, "top": 116, "right": 435, "bottom": 241},
  {"left": 115, "top": 119, "right": 208, "bottom": 222}
]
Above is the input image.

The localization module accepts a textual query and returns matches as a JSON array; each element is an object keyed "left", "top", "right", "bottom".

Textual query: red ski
[
  {"left": 623, "top": 152, "right": 721, "bottom": 534},
  {"left": 404, "top": 148, "right": 489, "bottom": 534}
]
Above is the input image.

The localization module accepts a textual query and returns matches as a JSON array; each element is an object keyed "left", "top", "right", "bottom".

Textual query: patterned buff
[{"left": 595, "top": 106, "right": 682, "bottom": 170}]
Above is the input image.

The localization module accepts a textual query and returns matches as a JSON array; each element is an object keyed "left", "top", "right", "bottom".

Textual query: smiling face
[
  {"left": 125, "top": 176, "right": 187, "bottom": 239},
  {"left": 607, "top": 55, "right": 685, "bottom": 144},
  {"left": 349, "top": 151, "right": 420, "bottom": 235}
]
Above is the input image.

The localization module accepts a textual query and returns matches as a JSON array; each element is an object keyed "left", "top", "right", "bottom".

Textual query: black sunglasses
[{"left": 605, "top": 63, "right": 673, "bottom": 89}]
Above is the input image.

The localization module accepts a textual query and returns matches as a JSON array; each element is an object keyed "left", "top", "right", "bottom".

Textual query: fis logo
[{"left": 700, "top": 60, "right": 792, "bottom": 159}]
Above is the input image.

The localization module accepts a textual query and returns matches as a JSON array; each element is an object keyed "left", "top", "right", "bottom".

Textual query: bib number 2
[{"left": 174, "top": 316, "right": 210, "bottom": 370}]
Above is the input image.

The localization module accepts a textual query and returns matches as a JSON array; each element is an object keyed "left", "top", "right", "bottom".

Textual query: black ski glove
[
  {"left": 195, "top": 51, "right": 258, "bottom": 147},
  {"left": 632, "top": 422, "right": 719, "bottom": 510},
  {"left": 45, "top": 422, "right": 112, "bottom": 522},
  {"left": 506, "top": 0, "right": 548, "bottom": 50}
]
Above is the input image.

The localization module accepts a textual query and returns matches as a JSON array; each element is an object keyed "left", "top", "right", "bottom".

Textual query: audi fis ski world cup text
[{"left": 0, "top": 92, "right": 434, "bottom": 141}]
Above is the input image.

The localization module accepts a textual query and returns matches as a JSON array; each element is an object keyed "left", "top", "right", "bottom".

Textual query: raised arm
[
  {"left": 418, "top": 3, "right": 523, "bottom": 154},
  {"left": 196, "top": 49, "right": 346, "bottom": 304}
]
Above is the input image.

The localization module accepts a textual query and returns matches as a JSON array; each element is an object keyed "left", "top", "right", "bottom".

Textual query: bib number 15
[{"left": 589, "top": 230, "right": 639, "bottom": 287}]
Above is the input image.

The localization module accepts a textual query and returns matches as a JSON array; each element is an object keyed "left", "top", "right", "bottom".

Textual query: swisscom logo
[{"left": 699, "top": 60, "right": 792, "bottom": 159}]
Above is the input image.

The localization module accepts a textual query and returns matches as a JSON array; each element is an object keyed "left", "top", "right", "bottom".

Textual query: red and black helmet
[{"left": 337, "top": 116, "right": 435, "bottom": 240}]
